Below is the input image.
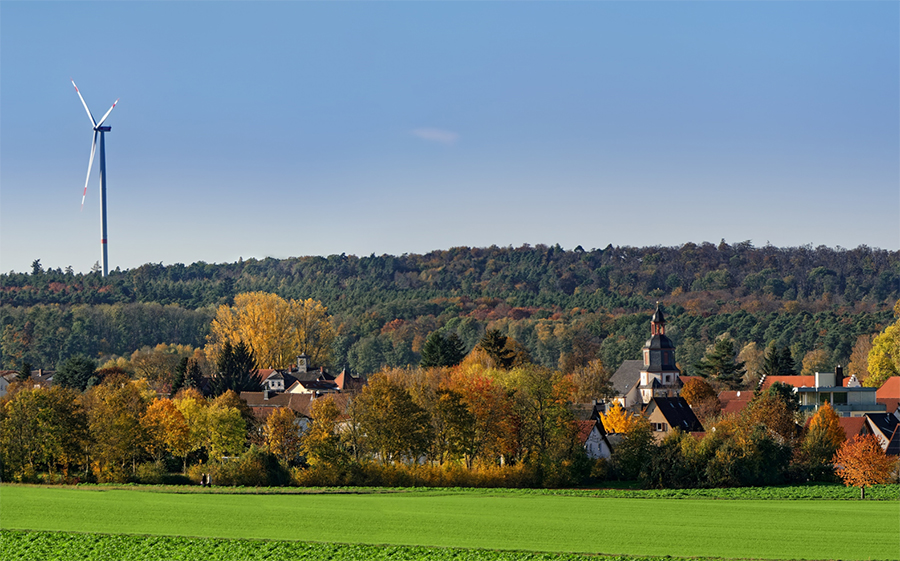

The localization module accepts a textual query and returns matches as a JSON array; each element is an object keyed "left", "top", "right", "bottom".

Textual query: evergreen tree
[
  {"left": 55, "top": 355, "right": 98, "bottom": 391},
  {"left": 763, "top": 346, "right": 797, "bottom": 377},
  {"left": 212, "top": 341, "right": 260, "bottom": 396},
  {"left": 694, "top": 338, "right": 746, "bottom": 390},
  {"left": 479, "top": 329, "right": 515, "bottom": 369},
  {"left": 17, "top": 361, "right": 32, "bottom": 382},
  {"left": 420, "top": 332, "right": 467, "bottom": 368}
]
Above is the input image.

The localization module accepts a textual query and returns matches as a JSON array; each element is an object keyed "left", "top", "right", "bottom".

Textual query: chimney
[
  {"left": 263, "top": 389, "right": 269, "bottom": 400},
  {"left": 835, "top": 365, "right": 844, "bottom": 387}
]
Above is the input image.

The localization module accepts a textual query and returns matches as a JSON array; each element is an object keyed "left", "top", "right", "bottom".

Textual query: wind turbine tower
[{"left": 72, "top": 80, "right": 118, "bottom": 277}]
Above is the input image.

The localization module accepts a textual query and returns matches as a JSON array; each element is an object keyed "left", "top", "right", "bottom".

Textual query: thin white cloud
[{"left": 411, "top": 128, "right": 459, "bottom": 145}]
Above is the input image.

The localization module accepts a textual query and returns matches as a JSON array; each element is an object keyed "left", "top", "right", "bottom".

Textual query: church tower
[{"left": 639, "top": 303, "right": 681, "bottom": 404}]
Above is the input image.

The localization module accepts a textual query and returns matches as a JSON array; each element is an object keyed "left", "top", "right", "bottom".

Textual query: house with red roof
[
  {"left": 576, "top": 419, "right": 612, "bottom": 459},
  {"left": 875, "top": 377, "right": 900, "bottom": 416}
]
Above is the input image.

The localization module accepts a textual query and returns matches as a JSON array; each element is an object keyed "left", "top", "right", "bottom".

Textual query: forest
[{"left": 2, "top": 241, "right": 898, "bottom": 376}]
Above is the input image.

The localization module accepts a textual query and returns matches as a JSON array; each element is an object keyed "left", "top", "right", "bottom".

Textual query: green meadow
[{"left": 2, "top": 485, "right": 898, "bottom": 561}]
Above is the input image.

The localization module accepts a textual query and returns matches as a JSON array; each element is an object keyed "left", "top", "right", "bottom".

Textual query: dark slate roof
[
  {"left": 865, "top": 412, "right": 900, "bottom": 440},
  {"left": 611, "top": 360, "right": 643, "bottom": 396},
  {"left": 645, "top": 334, "right": 676, "bottom": 350},
  {"left": 648, "top": 397, "right": 704, "bottom": 432}
]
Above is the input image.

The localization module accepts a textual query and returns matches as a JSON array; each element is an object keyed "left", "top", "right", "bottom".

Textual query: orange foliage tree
[{"left": 833, "top": 435, "right": 897, "bottom": 498}]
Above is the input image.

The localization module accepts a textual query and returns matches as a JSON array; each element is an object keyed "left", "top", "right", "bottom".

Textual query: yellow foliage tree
[
  {"left": 600, "top": 402, "right": 643, "bottom": 434},
  {"left": 141, "top": 398, "right": 191, "bottom": 468},
  {"left": 209, "top": 292, "right": 335, "bottom": 369},
  {"left": 265, "top": 407, "right": 303, "bottom": 465},
  {"left": 866, "top": 319, "right": 900, "bottom": 388},
  {"left": 807, "top": 402, "right": 845, "bottom": 450}
]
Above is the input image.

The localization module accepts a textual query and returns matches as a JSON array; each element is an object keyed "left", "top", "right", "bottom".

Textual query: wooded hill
[{"left": 2, "top": 242, "right": 898, "bottom": 376}]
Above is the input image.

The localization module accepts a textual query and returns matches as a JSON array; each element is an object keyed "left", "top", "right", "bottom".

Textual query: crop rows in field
[
  {"left": 0, "top": 530, "right": 714, "bottom": 561},
  {"left": 52, "top": 482, "right": 900, "bottom": 501}
]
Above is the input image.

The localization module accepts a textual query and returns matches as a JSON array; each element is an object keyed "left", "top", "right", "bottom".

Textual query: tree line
[{"left": 2, "top": 243, "right": 897, "bottom": 377}]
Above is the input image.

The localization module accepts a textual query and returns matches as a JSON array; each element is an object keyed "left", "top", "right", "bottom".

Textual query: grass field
[{"left": 2, "top": 485, "right": 898, "bottom": 560}]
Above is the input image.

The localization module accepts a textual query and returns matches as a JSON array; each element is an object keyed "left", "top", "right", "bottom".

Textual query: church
[
  {"left": 610, "top": 303, "right": 684, "bottom": 410},
  {"left": 608, "top": 303, "right": 704, "bottom": 439}
]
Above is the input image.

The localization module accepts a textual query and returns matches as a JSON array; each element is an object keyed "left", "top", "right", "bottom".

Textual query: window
[
  {"left": 651, "top": 423, "right": 668, "bottom": 432},
  {"left": 832, "top": 392, "right": 848, "bottom": 405}
]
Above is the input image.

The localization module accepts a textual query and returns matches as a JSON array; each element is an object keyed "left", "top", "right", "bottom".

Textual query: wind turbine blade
[
  {"left": 96, "top": 98, "right": 119, "bottom": 127},
  {"left": 81, "top": 131, "right": 98, "bottom": 210},
  {"left": 71, "top": 80, "right": 96, "bottom": 127}
]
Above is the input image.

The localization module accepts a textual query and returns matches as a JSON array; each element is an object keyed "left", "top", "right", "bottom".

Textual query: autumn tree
[
  {"left": 82, "top": 375, "right": 155, "bottom": 481},
  {"left": 741, "top": 386, "right": 799, "bottom": 445},
  {"left": 264, "top": 407, "right": 303, "bottom": 466},
  {"left": 800, "top": 349, "right": 830, "bottom": 376},
  {"left": 694, "top": 337, "right": 745, "bottom": 390},
  {"left": 680, "top": 377, "right": 721, "bottom": 422},
  {"left": 569, "top": 359, "right": 614, "bottom": 402},
  {"left": 301, "top": 395, "right": 348, "bottom": 469},
  {"left": 130, "top": 344, "right": 195, "bottom": 393},
  {"left": 599, "top": 402, "right": 643, "bottom": 434},
  {"left": 847, "top": 334, "right": 874, "bottom": 383},
  {"left": 353, "top": 374, "right": 433, "bottom": 464},
  {"left": 141, "top": 398, "right": 191, "bottom": 469},
  {"left": 431, "top": 388, "right": 476, "bottom": 464},
  {"left": 449, "top": 372, "right": 518, "bottom": 467},
  {"left": 866, "top": 311, "right": 900, "bottom": 388},
  {"left": 799, "top": 402, "right": 845, "bottom": 481},
  {"left": 833, "top": 435, "right": 897, "bottom": 498},
  {"left": 738, "top": 342, "right": 765, "bottom": 386},
  {"left": 209, "top": 292, "right": 335, "bottom": 369},
  {"left": 0, "top": 386, "right": 88, "bottom": 481}
]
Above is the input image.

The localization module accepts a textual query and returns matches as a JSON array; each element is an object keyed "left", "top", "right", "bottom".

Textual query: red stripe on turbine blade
[{"left": 101, "top": 239, "right": 107, "bottom": 244}]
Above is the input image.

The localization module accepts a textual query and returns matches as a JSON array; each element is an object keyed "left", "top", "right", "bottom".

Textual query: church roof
[
  {"left": 610, "top": 360, "right": 643, "bottom": 396},
  {"left": 644, "top": 333, "right": 676, "bottom": 350}
]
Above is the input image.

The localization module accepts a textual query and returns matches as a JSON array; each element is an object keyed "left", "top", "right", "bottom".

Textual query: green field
[{"left": 2, "top": 485, "right": 898, "bottom": 560}]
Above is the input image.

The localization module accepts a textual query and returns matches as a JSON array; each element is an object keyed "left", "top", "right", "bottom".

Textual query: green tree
[
  {"left": 420, "top": 332, "right": 466, "bottom": 368},
  {"left": 762, "top": 346, "right": 797, "bottom": 377},
  {"left": 211, "top": 341, "right": 260, "bottom": 396},
  {"left": 55, "top": 355, "right": 98, "bottom": 391},
  {"left": 694, "top": 337, "right": 745, "bottom": 390},
  {"left": 478, "top": 329, "right": 516, "bottom": 370}
]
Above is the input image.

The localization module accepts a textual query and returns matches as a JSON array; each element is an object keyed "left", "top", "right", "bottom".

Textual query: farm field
[{"left": 2, "top": 485, "right": 898, "bottom": 561}]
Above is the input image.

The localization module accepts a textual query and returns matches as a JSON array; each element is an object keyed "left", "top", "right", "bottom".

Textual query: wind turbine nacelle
[{"left": 96, "top": 126, "right": 112, "bottom": 132}]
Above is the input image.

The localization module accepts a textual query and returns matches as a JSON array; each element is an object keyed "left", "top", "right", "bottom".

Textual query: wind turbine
[{"left": 72, "top": 80, "right": 118, "bottom": 277}]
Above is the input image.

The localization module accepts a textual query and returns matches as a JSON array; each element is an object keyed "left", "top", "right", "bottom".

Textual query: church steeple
[
  {"left": 639, "top": 302, "right": 680, "bottom": 403},
  {"left": 650, "top": 302, "right": 666, "bottom": 335}
]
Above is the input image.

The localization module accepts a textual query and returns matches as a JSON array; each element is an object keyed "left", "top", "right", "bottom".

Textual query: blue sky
[{"left": 1, "top": 1, "right": 898, "bottom": 274}]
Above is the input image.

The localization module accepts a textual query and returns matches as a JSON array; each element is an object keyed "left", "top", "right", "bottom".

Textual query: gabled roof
[
  {"left": 576, "top": 420, "right": 602, "bottom": 444},
  {"left": 864, "top": 412, "right": 900, "bottom": 440},
  {"left": 610, "top": 360, "right": 643, "bottom": 397},
  {"left": 876, "top": 377, "right": 900, "bottom": 399},
  {"left": 761, "top": 375, "right": 816, "bottom": 390},
  {"left": 719, "top": 390, "right": 754, "bottom": 416},
  {"left": 646, "top": 397, "right": 704, "bottom": 432},
  {"left": 334, "top": 370, "right": 367, "bottom": 392},
  {"left": 837, "top": 417, "right": 868, "bottom": 439}
]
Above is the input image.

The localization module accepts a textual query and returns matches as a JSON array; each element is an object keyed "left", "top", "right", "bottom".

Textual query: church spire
[{"left": 651, "top": 302, "right": 666, "bottom": 335}]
